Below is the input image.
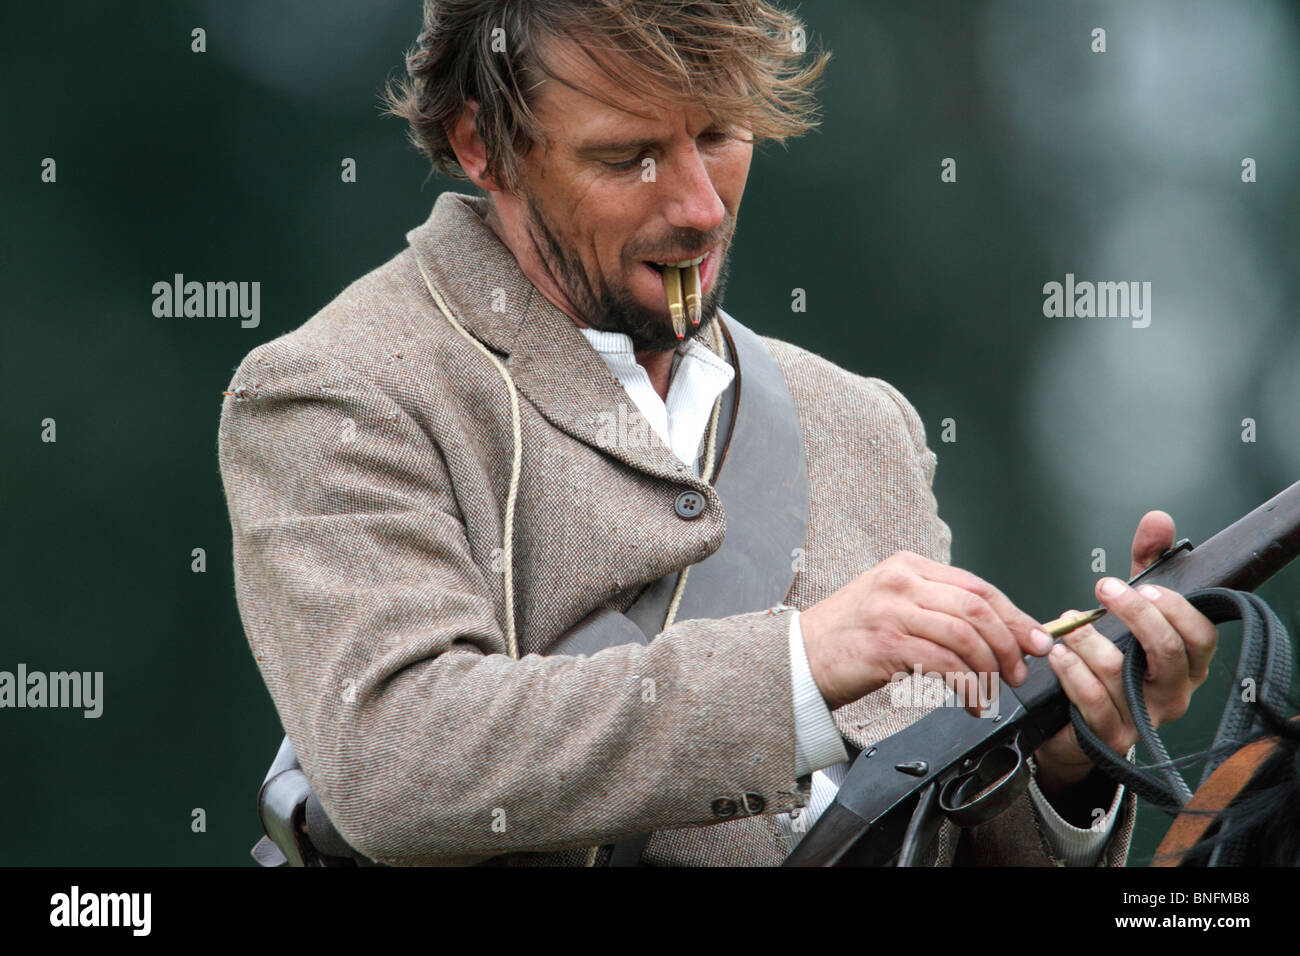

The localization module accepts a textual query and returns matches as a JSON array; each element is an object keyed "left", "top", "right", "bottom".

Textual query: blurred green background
[{"left": 2, "top": 0, "right": 1297, "bottom": 865}]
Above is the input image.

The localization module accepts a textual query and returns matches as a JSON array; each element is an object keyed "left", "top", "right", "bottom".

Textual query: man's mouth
[
  {"left": 642, "top": 250, "right": 713, "bottom": 287},
  {"left": 640, "top": 251, "right": 714, "bottom": 338},
  {"left": 646, "top": 253, "right": 708, "bottom": 270}
]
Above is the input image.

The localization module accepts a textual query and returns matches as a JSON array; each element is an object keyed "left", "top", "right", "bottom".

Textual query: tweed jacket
[{"left": 218, "top": 191, "right": 1136, "bottom": 867}]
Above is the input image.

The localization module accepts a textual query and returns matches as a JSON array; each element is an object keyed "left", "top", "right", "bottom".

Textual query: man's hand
[
  {"left": 1032, "top": 511, "right": 1219, "bottom": 802},
  {"left": 800, "top": 550, "right": 1054, "bottom": 717}
]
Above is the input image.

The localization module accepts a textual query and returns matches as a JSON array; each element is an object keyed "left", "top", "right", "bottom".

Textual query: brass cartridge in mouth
[
  {"left": 664, "top": 265, "right": 686, "bottom": 340},
  {"left": 682, "top": 262, "right": 702, "bottom": 327},
  {"left": 662, "top": 261, "right": 702, "bottom": 339}
]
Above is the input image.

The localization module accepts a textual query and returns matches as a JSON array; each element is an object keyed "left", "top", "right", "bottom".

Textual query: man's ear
[{"left": 445, "top": 100, "right": 504, "bottom": 193}]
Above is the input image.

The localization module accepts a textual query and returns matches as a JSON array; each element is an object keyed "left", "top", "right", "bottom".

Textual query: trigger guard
[{"left": 939, "top": 733, "right": 1031, "bottom": 828}]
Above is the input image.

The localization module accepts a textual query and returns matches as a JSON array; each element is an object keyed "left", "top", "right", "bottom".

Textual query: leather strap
[
  {"left": 1070, "top": 589, "right": 1293, "bottom": 820},
  {"left": 1151, "top": 736, "right": 1279, "bottom": 867},
  {"left": 619, "top": 311, "right": 809, "bottom": 630},
  {"left": 546, "top": 605, "right": 656, "bottom": 656},
  {"left": 570, "top": 311, "right": 810, "bottom": 864}
]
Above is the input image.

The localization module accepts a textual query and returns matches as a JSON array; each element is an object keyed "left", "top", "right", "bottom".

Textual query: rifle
[{"left": 783, "top": 480, "right": 1300, "bottom": 866}]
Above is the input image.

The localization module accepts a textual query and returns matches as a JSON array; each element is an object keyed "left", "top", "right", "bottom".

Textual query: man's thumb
[{"left": 1130, "top": 510, "right": 1175, "bottom": 577}]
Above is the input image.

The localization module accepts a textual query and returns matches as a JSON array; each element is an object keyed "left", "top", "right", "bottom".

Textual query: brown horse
[{"left": 1151, "top": 700, "right": 1300, "bottom": 866}]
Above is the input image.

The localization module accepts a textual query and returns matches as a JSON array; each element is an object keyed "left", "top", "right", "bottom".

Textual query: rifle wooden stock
[{"left": 784, "top": 480, "right": 1300, "bottom": 866}]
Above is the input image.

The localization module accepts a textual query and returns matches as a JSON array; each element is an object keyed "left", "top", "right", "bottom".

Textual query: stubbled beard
[{"left": 521, "top": 191, "right": 732, "bottom": 352}]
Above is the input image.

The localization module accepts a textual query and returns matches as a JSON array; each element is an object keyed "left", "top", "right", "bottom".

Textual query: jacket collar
[{"left": 405, "top": 191, "right": 733, "bottom": 490}]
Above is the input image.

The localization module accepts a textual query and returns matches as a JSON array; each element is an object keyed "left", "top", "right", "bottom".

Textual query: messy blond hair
[{"left": 381, "top": 0, "right": 831, "bottom": 192}]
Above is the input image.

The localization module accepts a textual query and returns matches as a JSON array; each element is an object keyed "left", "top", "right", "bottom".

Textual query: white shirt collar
[{"left": 578, "top": 326, "right": 734, "bottom": 475}]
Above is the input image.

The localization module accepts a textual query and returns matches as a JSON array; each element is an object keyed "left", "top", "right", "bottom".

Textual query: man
[{"left": 219, "top": 0, "right": 1218, "bottom": 866}]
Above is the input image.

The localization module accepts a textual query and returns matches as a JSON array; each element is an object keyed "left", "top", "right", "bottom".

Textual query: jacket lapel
[{"left": 405, "top": 191, "right": 725, "bottom": 491}]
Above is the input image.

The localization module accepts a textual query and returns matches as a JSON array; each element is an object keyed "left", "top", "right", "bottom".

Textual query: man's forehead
[{"left": 530, "top": 35, "right": 697, "bottom": 143}]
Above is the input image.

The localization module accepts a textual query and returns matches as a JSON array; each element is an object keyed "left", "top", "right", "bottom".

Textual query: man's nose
[{"left": 663, "top": 146, "right": 726, "bottom": 236}]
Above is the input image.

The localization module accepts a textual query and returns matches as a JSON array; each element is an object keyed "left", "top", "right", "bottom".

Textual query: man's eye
[
  {"left": 700, "top": 128, "right": 738, "bottom": 147},
  {"left": 603, "top": 155, "right": 644, "bottom": 172}
]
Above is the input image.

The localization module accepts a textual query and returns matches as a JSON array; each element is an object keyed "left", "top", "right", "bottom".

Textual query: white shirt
[{"left": 578, "top": 325, "right": 1124, "bottom": 865}]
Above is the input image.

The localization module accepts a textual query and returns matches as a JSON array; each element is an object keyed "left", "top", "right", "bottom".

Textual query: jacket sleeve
[
  {"left": 870, "top": 378, "right": 1136, "bottom": 867},
  {"left": 219, "top": 339, "right": 811, "bottom": 866}
]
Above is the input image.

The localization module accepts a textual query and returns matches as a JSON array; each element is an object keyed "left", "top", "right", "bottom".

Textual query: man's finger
[
  {"left": 909, "top": 558, "right": 1050, "bottom": 657},
  {"left": 1061, "top": 620, "right": 1131, "bottom": 726},
  {"left": 1130, "top": 510, "right": 1175, "bottom": 579},
  {"left": 900, "top": 605, "right": 1004, "bottom": 686},
  {"left": 1048, "top": 642, "right": 1129, "bottom": 752},
  {"left": 909, "top": 579, "right": 1027, "bottom": 683},
  {"left": 1134, "top": 585, "right": 1218, "bottom": 684},
  {"left": 893, "top": 634, "right": 991, "bottom": 718},
  {"left": 1096, "top": 576, "right": 1186, "bottom": 687}
]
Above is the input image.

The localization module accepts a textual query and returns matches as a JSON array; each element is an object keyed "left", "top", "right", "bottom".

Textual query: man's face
[{"left": 501, "top": 42, "right": 753, "bottom": 351}]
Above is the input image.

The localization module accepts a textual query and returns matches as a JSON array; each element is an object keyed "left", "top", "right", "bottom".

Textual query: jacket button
[
  {"left": 674, "top": 490, "right": 705, "bottom": 519},
  {"left": 742, "top": 792, "right": 765, "bottom": 815},
  {"left": 711, "top": 797, "right": 738, "bottom": 819}
]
